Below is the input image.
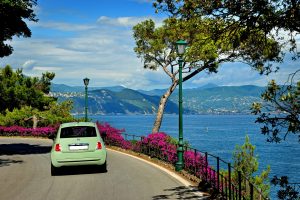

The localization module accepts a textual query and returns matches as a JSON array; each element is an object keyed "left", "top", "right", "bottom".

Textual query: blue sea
[{"left": 90, "top": 114, "right": 299, "bottom": 198}]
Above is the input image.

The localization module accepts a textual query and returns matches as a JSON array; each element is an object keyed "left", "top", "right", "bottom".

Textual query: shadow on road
[
  {"left": 0, "top": 158, "right": 23, "bottom": 167},
  {"left": 0, "top": 143, "right": 51, "bottom": 156},
  {"left": 152, "top": 186, "right": 210, "bottom": 200},
  {"left": 53, "top": 165, "right": 108, "bottom": 176}
]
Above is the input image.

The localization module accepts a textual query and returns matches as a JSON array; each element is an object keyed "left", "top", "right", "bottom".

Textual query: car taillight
[
  {"left": 55, "top": 144, "right": 61, "bottom": 152},
  {"left": 97, "top": 142, "right": 102, "bottom": 150}
]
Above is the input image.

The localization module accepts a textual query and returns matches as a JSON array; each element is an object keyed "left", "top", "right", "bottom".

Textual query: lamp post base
[
  {"left": 175, "top": 162, "right": 183, "bottom": 171},
  {"left": 175, "top": 147, "right": 184, "bottom": 171}
]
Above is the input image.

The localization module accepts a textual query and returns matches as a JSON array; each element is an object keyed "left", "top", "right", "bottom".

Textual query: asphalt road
[{"left": 0, "top": 138, "right": 206, "bottom": 200}]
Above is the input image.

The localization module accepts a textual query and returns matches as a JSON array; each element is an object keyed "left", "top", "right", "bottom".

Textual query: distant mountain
[
  {"left": 51, "top": 84, "right": 125, "bottom": 93},
  {"left": 51, "top": 84, "right": 265, "bottom": 115},
  {"left": 52, "top": 88, "right": 180, "bottom": 115},
  {"left": 138, "top": 88, "right": 166, "bottom": 96},
  {"left": 169, "top": 85, "right": 265, "bottom": 114},
  {"left": 199, "top": 83, "right": 219, "bottom": 89},
  {"left": 51, "top": 84, "right": 84, "bottom": 92},
  {"left": 138, "top": 83, "right": 219, "bottom": 96}
]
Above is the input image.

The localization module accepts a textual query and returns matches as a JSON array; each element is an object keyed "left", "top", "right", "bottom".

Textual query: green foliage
[
  {"left": 38, "top": 100, "right": 75, "bottom": 126},
  {"left": 166, "top": 135, "right": 178, "bottom": 145},
  {"left": 153, "top": 0, "right": 299, "bottom": 61},
  {"left": 0, "top": 0, "right": 38, "bottom": 57},
  {"left": 0, "top": 65, "right": 76, "bottom": 127},
  {"left": 0, "top": 100, "right": 75, "bottom": 127},
  {"left": 152, "top": 1, "right": 299, "bottom": 197},
  {"left": 38, "top": 72, "right": 55, "bottom": 94},
  {"left": 271, "top": 176, "right": 299, "bottom": 200},
  {"left": 133, "top": 12, "right": 280, "bottom": 132},
  {"left": 165, "top": 135, "right": 190, "bottom": 148},
  {"left": 0, "top": 106, "right": 36, "bottom": 127},
  {"left": 251, "top": 72, "right": 300, "bottom": 143},
  {"left": 133, "top": 17, "right": 280, "bottom": 75},
  {"left": 152, "top": 1, "right": 299, "bottom": 138},
  {"left": 232, "top": 135, "right": 271, "bottom": 199},
  {"left": 0, "top": 65, "right": 56, "bottom": 114}
]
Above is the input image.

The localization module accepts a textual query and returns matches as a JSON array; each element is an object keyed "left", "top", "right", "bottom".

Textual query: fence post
[
  {"left": 221, "top": 175, "right": 224, "bottom": 194},
  {"left": 205, "top": 152, "right": 208, "bottom": 181},
  {"left": 217, "top": 157, "right": 220, "bottom": 192},
  {"left": 148, "top": 140, "right": 150, "bottom": 155},
  {"left": 238, "top": 171, "right": 242, "bottom": 200},
  {"left": 250, "top": 183, "right": 254, "bottom": 200},
  {"left": 228, "top": 163, "right": 232, "bottom": 199},
  {"left": 194, "top": 149, "right": 197, "bottom": 175}
]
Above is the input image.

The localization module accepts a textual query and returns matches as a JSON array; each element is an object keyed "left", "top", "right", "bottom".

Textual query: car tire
[
  {"left": 100, "top": 161, "right": 107, "bottom": 173},
  {"left": 51, "top": 164, "right": 59, "bottom": 176}
]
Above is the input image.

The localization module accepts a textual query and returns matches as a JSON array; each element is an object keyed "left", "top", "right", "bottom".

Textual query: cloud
[
  {"left": 33, "top": 66, "right": 63, "bottom": 71},
  {"left": 1, "top": 12, "right": 298, "bottom": 90},
  {"left": 35, "top": 22, "right": 96, "bottom": 31},
  {"left": 189, "top": 61, "right": 299, "bottom": 87},
  {"left": 22, "top": 60, "right": 36, "bottom": 70},
  {"left": 97, "top": 16, "right": 163, "bottom": 27}
]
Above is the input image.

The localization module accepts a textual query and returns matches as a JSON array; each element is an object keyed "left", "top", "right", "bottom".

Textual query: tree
[
  {"left": 271, "top": 176, "right": 299, "bottom": 200},
  {"left": 153, "top": 0, "right": 300, "bottom": 141},
  {"left": 252, "top": 71, "right": 300, "bottom": 143},
  {"left": 0, "top": 101, "right": 75, "bottom": 127},
  {"left": 153, "top": 0, "right": 299, "bottom": 55},
  {"left": 232, "top": 135, "right": 270, "bottom": 198},
  {"left": 0, "top": 65, "right": 55, "bottom": 113},
  {"left": 153, "top": 1, "right": 299, "bottom": 198},
  {"left": 0, "top": 0, "right": 38, "bottom": 57},
  {"left": 133, "top": 16, "right": 281, "bottom": 133}
]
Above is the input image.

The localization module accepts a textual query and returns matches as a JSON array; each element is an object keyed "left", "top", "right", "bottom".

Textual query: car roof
[{"left": 60, "top": 122, "right": 96, "bottom": 128}]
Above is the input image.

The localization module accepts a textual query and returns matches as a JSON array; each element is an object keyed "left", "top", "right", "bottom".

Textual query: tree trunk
[
  {"left": 32, "top": 115, "right": 38, "bottom": 129},
  {"left": 152, "top": 81, "right": 178, "bottom": 133}
]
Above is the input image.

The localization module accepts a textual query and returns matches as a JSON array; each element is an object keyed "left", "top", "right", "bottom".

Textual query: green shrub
[{"left": 0, "top": 100, "right": 76, "bottom": 127}]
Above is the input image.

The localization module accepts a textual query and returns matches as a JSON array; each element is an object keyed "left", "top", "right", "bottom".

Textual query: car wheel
[
  {"left": 51, "top": 164, "right": 59, "bottom": 176},
  {"left": 100, "top": 161, "right": 107, "bottom": 173}
]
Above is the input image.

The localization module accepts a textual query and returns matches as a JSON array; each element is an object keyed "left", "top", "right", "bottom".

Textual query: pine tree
[{"left": 232, "top": 135, "right": 271, "bottom": 199}]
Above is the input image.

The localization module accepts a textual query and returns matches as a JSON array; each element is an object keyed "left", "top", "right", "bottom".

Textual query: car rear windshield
[{"left": 60, "top": 126, "right": 97, "bottom": 138}]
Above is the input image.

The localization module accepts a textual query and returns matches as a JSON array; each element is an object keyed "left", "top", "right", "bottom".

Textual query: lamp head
[
  {"left": 83, "top": 77, "right": 90, "bottom": 86},
  {"left": 176, "top": 40, "right": 188, "bottom": 56}
]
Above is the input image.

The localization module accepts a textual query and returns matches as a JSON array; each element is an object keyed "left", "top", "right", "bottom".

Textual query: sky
[{"left": 1, "top": 0, "right": 299, "bottom": 90}]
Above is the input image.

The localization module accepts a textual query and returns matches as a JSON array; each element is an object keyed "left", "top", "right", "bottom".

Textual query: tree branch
[{"left": 183, "top": 64, "right": 208, "bottom": 82}]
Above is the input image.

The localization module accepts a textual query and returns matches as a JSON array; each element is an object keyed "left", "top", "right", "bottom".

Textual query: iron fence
[{"left": 104, "top": 132, "right": 270, "bottom": 200}]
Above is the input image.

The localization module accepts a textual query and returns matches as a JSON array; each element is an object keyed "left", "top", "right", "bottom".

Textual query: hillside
[
  {"left": 169, "top": 85, "right": 264, "bottom": 114},
  {"left": 52, "top": 88, "right": 179, "bottom": 115},
  {"left": 51, "top": 84, "right": 264, "bottom": 115}
]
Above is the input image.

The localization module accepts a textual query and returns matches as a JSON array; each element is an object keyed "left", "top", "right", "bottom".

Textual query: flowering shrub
[
  {"left": 184, "top": 150, "right": 206, "bottom": 171},
  {"left": 0, "top": 125, "right": 58, "bottom": 137},
  {"left": 140, "top": 132, "right": 177, "bottom": 163},
  {"left": 96, "top": 122, "right": 216, "bottom": 182},
  {"left": 96, "top": 121, "right": 132, "bottom": 150}
]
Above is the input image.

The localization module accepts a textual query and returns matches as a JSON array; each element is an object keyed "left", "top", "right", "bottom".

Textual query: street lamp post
[
  {"left": 175, "top": 40, "right": 187, "bottom": 172},
  {"left": 83, "top": 77, "right": 90, "bottom": 122}
]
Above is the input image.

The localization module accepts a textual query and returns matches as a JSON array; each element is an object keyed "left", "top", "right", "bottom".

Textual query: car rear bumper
[{"left": 51, "top": 151, "right": 106, "bottom": 167}]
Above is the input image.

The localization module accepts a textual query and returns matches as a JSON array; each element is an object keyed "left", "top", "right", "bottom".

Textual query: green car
[{"left": 50, "top": 122, "right": 107, "bottom": 176}]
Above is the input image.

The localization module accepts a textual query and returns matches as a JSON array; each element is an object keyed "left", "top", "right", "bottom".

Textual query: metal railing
[
  {"left": 183, "top": 146, "right": 269, "bottom": 200},
  {"left": 103, "top": 132, "right": 269, "bottom": 200}
]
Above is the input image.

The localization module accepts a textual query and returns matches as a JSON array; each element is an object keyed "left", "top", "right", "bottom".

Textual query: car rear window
[{"left": 60, "top": 126, "right": 97, "bottom": 138}]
